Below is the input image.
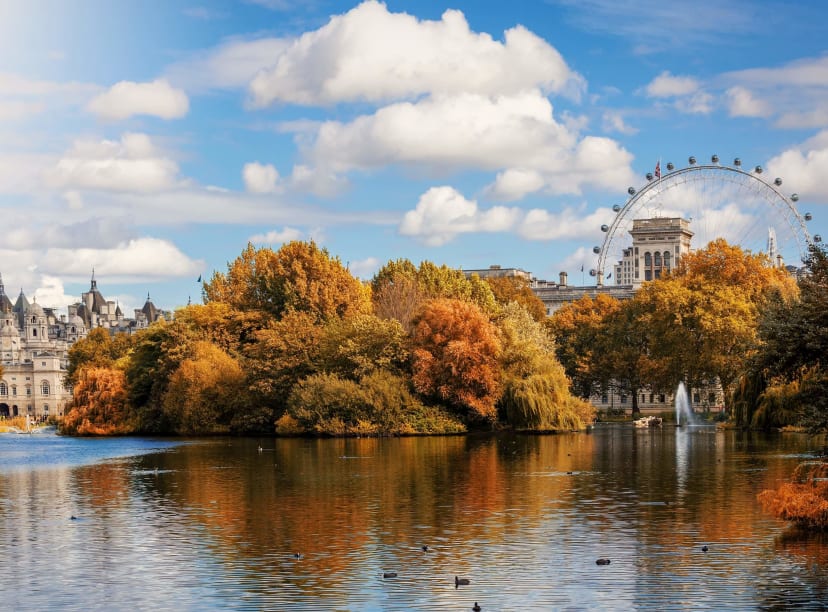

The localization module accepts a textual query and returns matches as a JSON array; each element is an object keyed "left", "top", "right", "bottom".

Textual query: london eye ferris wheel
[{"left": 592, "top": 155, "right": 821, "bottom": 286}]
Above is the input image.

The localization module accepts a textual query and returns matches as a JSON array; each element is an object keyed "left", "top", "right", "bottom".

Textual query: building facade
[{"left": 0, "top": 274, "right": 168, "bottom": 420}]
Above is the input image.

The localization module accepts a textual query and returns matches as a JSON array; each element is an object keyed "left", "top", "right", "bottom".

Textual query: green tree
[
  {"left": 317, "top": 314, "right": 409, "bottom": 381},
  {"left": 66, "top": 327, "right": 132, "bottom": 386}
]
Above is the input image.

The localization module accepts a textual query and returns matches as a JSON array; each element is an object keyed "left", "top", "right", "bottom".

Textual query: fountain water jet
[{"left": 675, "top": 382, "right": 695, "bottom": 427}]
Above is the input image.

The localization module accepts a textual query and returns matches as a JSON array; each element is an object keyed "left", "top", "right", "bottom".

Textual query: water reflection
[{"left": 0, "top": 427, "right": 826, "bottom": 610}]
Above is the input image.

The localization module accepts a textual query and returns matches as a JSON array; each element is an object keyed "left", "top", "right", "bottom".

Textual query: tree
[
  {"left": 548, "top": 293, "right": 621, "bottom": 398},
  {"left": 410, "top": 298, "right": 501, "bottom": 421},
  {"left": 205, "top": 241, "right": 371, "bottom": 323},
  {"left": 163, "top": 341, "right": 246, "bottom": 435},
  {"left": 66, "top": 327, "right": 132, "bottom": 387},
  {"left": 62, "top": 367, "right": 132, "bottom": 435},
  {"left": 485, "top": 275, "right": 547, "bottom": 322},
  {"left": 316, "top": 314, "right": 409, "bottom": 381}
]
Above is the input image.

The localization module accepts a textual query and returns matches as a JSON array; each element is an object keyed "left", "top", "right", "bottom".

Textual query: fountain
[{"left": 675, "top": 382, "right": 695, "bottom": 427}]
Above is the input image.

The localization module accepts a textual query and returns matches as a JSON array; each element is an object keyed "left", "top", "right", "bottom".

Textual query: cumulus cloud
[
  {"left": 517, "top": 206, "right": 611, "bottom": 241},
  {"left": 486, "top": 168, "right": 546, "bottom": 201},
  {"left": 645, "top": 71, "right": 700, "bottom": 97},
  {"left": 725, "top": 86, "right": 771, "bottom": 118},
  {"left": 399, "top": 186, "right": 521, "bottom": 246},
  {"left": 602, "top": 110, "right": 638, "bottom": 135},
  {"left": 87, "top": 79, "right": 189, "bottom": 120},
  {"left": 243, "top": 161, "right": 281, "bottom": 193},
  {"left": 249, "top": 226, "right": 304, "bottom": 244},
  {"left": 49, "top": 133, "right": 183, "bottom": 192},
  {"left": 766, "top": 130, "right": 828, "bottom": 200},
  {"left": 348, "top": 257, "right": 380, "bottom": 279},
  {"left": 39, "top": 237, "right": 202, "bottom": 280},
  {"left": 249, "top": 1, "right": 584, "bottom": 106}
]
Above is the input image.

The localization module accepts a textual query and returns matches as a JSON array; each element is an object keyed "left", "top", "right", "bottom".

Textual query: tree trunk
[{"left": 631, "top": 390, "right": 640, "bottom": 416}]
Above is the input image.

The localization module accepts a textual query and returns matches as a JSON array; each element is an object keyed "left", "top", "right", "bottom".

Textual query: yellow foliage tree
[{"left": 163, "top": 341, "right": 246, "bottom": 435}]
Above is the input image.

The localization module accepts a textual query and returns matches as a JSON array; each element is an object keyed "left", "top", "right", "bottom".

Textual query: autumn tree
[
  {"left": 173, "top": 301, "right": 266, "bottom": 354},
  {"left": 241, "top": 310, "right": 324, "bottom": 431},
  {"left": 316, "top": 314, "right": 409, "bottom": 381},
  {"left": 496, "top": 302, "right": 594, "bottom": 430},
  {"left": 163, "top": 341, "right": 246, "bottom": 435},
  {"left": 66, "top": 327, "right": 132, "bottom": 386},
  {"left": 205, "top": 241, "right": 371, "bottom": 323},
  {"left": 410, "top": 298, "right": 501, "bottom": 421},
  {"left": 371, "top": 259, "right": 497, "bottom": 330},
  {"left": 485, "top": 275, "right": 547, "bottom": 321},
  {"left": 62, "top": 367, "right": 132, "bottom": 435},
  {"left": 548, "top": 293, "right": 621, "bottom": 398}
]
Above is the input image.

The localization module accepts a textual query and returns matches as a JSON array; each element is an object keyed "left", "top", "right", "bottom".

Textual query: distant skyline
[{"left": 1, "top": 0, "right": 827, "bottom": 313}]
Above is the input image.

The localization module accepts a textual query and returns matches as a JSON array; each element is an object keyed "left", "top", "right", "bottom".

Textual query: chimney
[{"left": 559, "top": 271, "right": 568, "bottom": 287}]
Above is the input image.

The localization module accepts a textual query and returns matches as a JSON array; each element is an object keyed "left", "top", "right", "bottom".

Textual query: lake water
[{"left": 1, "top": 425, "right": 827, "bottom": 610}]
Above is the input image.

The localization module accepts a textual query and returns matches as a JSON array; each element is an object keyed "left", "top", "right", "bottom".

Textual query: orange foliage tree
[
  {"left": 485, "top": 275, "right": 547, "bottom": 322},
  {"left": 62, "top": 367, "right": 132, "bottom": 435},
  {"left": 411, "top": 298, "right": 501, "bottom": 421},
  {"left": 758, "top": 461, "right": 828, "bottom": 530}
]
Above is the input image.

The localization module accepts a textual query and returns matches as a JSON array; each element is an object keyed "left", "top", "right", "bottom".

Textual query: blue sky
[{"left": 1, "top": 0, "right": 827, "bottom": 314}]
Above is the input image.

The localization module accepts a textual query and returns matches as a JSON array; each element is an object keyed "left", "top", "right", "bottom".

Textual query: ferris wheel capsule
[
  {"left": 601, "top": 224, "right": 609, "bottom": 232},
  {"left": 815, "top": 235, "right": 823, "bottom": 243},
  {"left": 666, "top": 162, "right": 674, "bottom": 171},
  {"left": 711, "top": 154, "right": 719, "bottom": 163},
  {"left": 689, "top": 156, "right": 696, "bottom": 165},
  {"left": 734, "top": 158, "right": 741, "bottom": 166},
  {"left": 805, "top": 212, "right": 812, "bottom": 221},
  {"left": 593, "top": 246, "right": 601, "bottom": 254},
  {"left": 628, "top": 187, "right": 636, "bottom": 195},
  {"left": 791, "top": 194, "right": 799, "bottom": 202},
  {"left": 612, "top": 204, "right": 621, "bottom": 212},
  {"left": 774, "top": 178, "right": 783, "bottom": 186},
  {"left": 646, "top": 172, "right": 654, "bottom": 181},
  {"left": 589, "top": 269, "right": 597, "bottom": 277},
  {"left": 754, "top": 165, "right": 763, "bottom": 174}
]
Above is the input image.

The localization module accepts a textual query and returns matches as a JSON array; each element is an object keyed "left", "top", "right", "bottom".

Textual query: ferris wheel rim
[{"left": 594, "top": 160, "right": 812, "bottom": 285}]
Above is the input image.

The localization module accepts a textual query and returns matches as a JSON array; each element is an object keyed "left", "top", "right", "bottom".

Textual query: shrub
[
  {"left": 758, "top": 461, "right": 828, "bottom": 530},
  {"left": 499, "top": 371, "right": 595, "bottom": 431}
]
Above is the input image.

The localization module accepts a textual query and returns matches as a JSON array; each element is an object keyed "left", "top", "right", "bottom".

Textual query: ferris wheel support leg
[{"left": 597, "top": 273, "right": 604, "bottom": 287}]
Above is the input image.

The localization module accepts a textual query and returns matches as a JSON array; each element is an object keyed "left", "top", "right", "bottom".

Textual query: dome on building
[
  {"left": 1, "top": 323, "right": 17, "bottom": 337},
  {"left": 26, "top": 300, "right": 45, "bottom": 317},
  {"left": 68, "top": 313, "right": 85, "bottom": 328}
]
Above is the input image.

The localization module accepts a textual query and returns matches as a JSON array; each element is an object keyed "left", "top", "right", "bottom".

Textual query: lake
[{"left": 1, "top": 425, "right": 826, "bottom": 610}]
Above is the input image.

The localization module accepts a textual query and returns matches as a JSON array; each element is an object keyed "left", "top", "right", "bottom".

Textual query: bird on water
[{"left": 455, "top": 576, "right": 470, "bottom": 586}]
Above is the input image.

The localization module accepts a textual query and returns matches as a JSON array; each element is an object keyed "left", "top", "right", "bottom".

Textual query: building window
[
  {"left": 708, "top": 393, "right": 716, "bottom": 404},
  {"left": 693, "top": 393, "right": 700, "bottom": 403},
  {"left": 644, "top": 252, "right": 652, "bottom": 266},
  {"left": 654, "top": 252, "right": 661, "bottom": 266},
  {"left": 11, "top": 385, "right": 17, "bottom": 397},
  {"left": 664, "top": 251, "right": 671, "bottom": 269},
  {"left": 41, "top": 382, "right": 49, "bottom": 396},
  {"left": 620, "top": 394, "right": 627, "bottom": 404},
  {"left": 601, "top": 394, "right": 608, "bottom": 404},
  {"left": 659, "top": 394, "right": 665, "bottom": 403},
  {"left": 645, "top": 270, "right": 652, "bottom": 281},
  {"left": 641, "top": 394, "right": 645, "bottom": 404},
  {"left": 26, "top": 386, "right": 31, "bottom": 397},
  {"left": 0, "top": 382, "right": 6, "bottom": 396},
  {"left": 32, "top": 328, "right": 37, "bottom": 337},
  {"left": 43, "top": 405, "right": 49, "bottom": 413},
  {"left": 649, "top": 393, "right": 654, "bottom": 403},
  {"left": 41, "top": 361, "right": 46, "bottom": 366}
]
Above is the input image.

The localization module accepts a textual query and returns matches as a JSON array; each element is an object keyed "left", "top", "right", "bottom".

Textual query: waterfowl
[
  {"left": 293, "top": 553, "right": 302, "bottom": 559},
  {"left": 473, "top": 603, "right": 482, "bottom": 611},
  {"left": 701, "top": 545, "right": 709, "bottom": 552},
  {"left": 595, "top": 558, "right": 611, "bottom": 565},
  {"left": 421, "top": 545, "right": 430, "bottom": 552},
  {"left": 455, "top": 576, "right": 470, "bottom": 586},
  {"left": 383, "top": 572, "right": 398, "bottom": 578}
]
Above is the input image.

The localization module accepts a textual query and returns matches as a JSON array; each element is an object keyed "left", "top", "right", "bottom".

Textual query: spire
[{"left": 91, "top": 267, "right": 97, "bottom": 291}]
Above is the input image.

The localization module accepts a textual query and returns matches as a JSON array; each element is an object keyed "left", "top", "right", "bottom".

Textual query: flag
[
  {"left": 580, "top": 265, "right": 584, "bottom": 272},
  {"left": 197, "top": 275, "right": 202, "bottom": 283},
  {"left": 655, "top": 161, "right": 661, "bottom": 180}
]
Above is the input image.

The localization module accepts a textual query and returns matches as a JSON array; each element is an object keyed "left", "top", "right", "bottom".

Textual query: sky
[{"left": 2, "top": 0, "right": 828, "bottom": 315}]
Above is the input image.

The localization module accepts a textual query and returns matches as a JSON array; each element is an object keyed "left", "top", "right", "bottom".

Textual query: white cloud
[
  {"left": 766, "top": 132, "right": 828, "bottom": 200},
  {"left": 725, "top": 86, "right": 771, "bottom": 118},
  {"left": 486, "top": 168, "right": 545, "bottom": 201},
  {"left": 399, "top": 186, "right": 521, "bottom": 246},
  {"left": 38, "top": 238, "right": 203, "bottom": 280},
  {"left": 602, "top": 110, "right": 638, "bottom": 135},
  {"left": 0, "top": 72, "right": 99, "bottom": 99},
  {"left": 0, "top": 99, "right": 45, "bottom": 121},
  {"left": 33, "top": 275, "right": 77, "bottom": 310},
  {"left": 49, "top": 133, "right": 183, "bottom": 192},
  {"left": 165, "top": 37, "right": 289, "bottom": 92},
  {"left": 87, "top": 79, "right": 189, "bottom": 120},
  {"left": 348, "top": 257, "right": 380, "bottom": 279},
  {"left": 243, "top": 162, "right": 281, "bottom": 193},
  {"left": 517, "top": 206, "right": 611, "bottom": 241},
  {"left": 249, "top": 227, "right": 304, "bottom": 244},
  {"left": 249, "top": 1, "right": 584, "bottom": 106},
  {"left": 674, "top": 91, "right": 714, "bottom": 115},
  {"left": 645, "top": 71, "right": 700, "bottom": 97}
]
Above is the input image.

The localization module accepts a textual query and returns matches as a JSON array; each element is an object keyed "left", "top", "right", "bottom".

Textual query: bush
[
  {"left": 758, "top": 461, "right": 828, "bottom": 530},
  {"left": 283, "top": 371, "right": 465, "bottom": 435}
]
